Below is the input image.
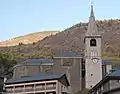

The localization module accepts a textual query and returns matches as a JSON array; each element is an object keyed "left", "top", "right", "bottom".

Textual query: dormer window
[{"left": 90, "top": 39, "right": 96, "bottom": 46}]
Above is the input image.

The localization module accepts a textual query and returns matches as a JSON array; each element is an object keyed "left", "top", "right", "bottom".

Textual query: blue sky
[{"left": 0, "top": 0, "right": 119, "bottom": 41}]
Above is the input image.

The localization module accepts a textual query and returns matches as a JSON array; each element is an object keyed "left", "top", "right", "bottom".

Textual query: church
[{"left": 4, "top": 5, "right": 116, "bottom": 94}]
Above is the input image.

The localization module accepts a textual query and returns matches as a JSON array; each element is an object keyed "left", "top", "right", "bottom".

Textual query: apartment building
[{"left": 5, "top": 74, "right": 70, "bottom": 94}]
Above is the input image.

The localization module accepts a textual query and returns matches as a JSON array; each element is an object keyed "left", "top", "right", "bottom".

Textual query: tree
[
  {"left": 0, "top": 53, "right": 17, "bottom": 78},
  {"left": 19, "top": 42, "right": 23, "bottom": 46}
]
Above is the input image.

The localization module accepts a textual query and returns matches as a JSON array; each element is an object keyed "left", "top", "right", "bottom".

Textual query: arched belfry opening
[{"left": 90, "top": 39, "right": 97, "bottom": 46}]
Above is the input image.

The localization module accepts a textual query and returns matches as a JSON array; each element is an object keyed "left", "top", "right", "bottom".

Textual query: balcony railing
[
  {"left": 14, "top": 89, "right": 24, "bottom": 93},
  {"left": 6, "top": 85, "right": 56, "bottom": 93},
  {"left": 6, "top": 90, "right": 13, "bottom": 93},
  {"left": 35, "top": 86, "right": 56, "bottom": 91},
  {"left": 35, "top": 88, "right": 45, "bottom": 91},
  {"left": 25, "top": 88, "right": 34, "bottom": 92},
  {"left": 46, "top": 86, "right": 56, "bottom": 90}
]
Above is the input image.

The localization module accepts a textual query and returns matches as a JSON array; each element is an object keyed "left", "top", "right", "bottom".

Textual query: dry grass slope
[
  {"left": 0, "top": 19, "right": 120, "bottom": 62},
  {"left": 0, "top": 31, "right": 59, "bottom": 47}
]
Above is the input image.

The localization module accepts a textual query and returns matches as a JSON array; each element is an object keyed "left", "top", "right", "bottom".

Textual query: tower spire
[
  {"left": 90, "top": 5, "right": 95, "bottom": 19},
  {"left": 85, "top": 4, "right": 100, "bottom": 36}
]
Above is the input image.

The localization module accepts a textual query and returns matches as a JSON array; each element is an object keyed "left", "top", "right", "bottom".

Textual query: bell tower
[{"left": 85, "top": 5, "right": 102, "bottom": 89}]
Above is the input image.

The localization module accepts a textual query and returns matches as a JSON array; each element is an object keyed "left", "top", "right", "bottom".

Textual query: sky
[{"left": 0, "top": 0, "right": 119, "bottom": 41}]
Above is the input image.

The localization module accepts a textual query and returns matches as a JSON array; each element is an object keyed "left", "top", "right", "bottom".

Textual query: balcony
[
  {"left": 46, "top": 82, "right": 56, "bottom": 90},
  {"left": 6, "top": 90, "right": 13, "bottom": 93},
  {"left": 62, "top": 92, "right": 68, "bottom": 94},
  {"left": 5, "top": 82, "right": 57, "bottom": 93},
  {"left": 46, "top": 86, "right": 56, "bottom": 90},
  {"left": 25, "top": 88, "right": 34, "bottom": 92},
  {"left": 35, "top": 88, "right": 45, "bottom": 91}
]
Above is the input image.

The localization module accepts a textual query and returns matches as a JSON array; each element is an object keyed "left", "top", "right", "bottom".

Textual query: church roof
[
  {"left": 108, "top": 68, "right": 120, "bottom": 77},
  {"left": 23, "top": 59, "right": 54, "bottom": 65},
  {"left": 54, "top": 51, "right": 83, "bottom": 58},
  {"left": 102, "top": 60, "right": 112, "bottom": 65},
  {"left": 24, "top": 58, "right": 54, "bottom": 63}
]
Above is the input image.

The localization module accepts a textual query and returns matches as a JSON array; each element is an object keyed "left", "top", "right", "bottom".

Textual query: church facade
[{"left": 8, "top": 5, "right": 112, "bottom": 94}]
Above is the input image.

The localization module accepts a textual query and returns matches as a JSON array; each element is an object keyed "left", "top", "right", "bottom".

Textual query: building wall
[
  {"left": 42, "top": 65, "right": 53, "bottom": 73},
  {"left": 104, "top": 82, "right": 110, "bottom": 92},
  {"left": 26, "top": 65, "right": 40, "bottom": 75},
  {"left": 13, "top": 57, "right": 82, "bottom": 93},
  {"left": 85, "top": 38, "right": 102, "bottom": 58},
  {"left": 109, "top": 80, "right": 120, "bottom": 90},
  {"left": 53, "top": 58, "right": 82, "bottom": 94},
  {"left": 85, "top": 37, "right": 102, "bottom": 89},
  {"left": 5, "top": 80, "right": 68, "bottom": 94},
  {"left": 102, "top": 65, "right": 112, "bottom": 78},
  {"left": 86, "top": 58, "right": 102, "bottom": 89},
  {"left": 13, "top": 65, "right": 53, "bottom": 78},
  {"left": 105, "top": 91, "right": 120, "bottom": 94},
  {"left": 102, "top": 65, "right": 107, "bottom": 78},
  {"left": 106, "top": 65, "right": 112, "bottom": 74},
  {"left": 14, "top": 65, "right": 40, "bottom": 78},
  {"left": 58, "top": 81, "right": 68, "bottom": 94},
  {"left": 13, "top": 66, "right": 26, "bottom": 78}
]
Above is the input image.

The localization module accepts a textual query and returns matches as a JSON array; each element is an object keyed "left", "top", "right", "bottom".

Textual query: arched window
[{"left": 90, "top": 39, "right": 97, "bottom": 46}]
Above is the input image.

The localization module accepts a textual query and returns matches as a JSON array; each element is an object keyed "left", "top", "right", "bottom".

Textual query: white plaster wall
[
  {"left": 106, "top": 65, "right": 112, "bottom": 74},
  {"left": 85, "top": 38, "right": 101, "bottom": 58},
  {"left": 86, "top": 59, "right": 102, "bottom": 89},
  {"left": 58, "top": 82, "right": 68, "bottom": 94},
  {"left": 110, "top": 80, "right": 120, "bottom": 90},
  {"left": 106, "top": 91, "right": 120, "bottom": 94},
  {"left": 85, "top": 37, "right": 102, "bottom": 89}
]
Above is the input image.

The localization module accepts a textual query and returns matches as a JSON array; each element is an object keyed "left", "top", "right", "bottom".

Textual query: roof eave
[
  {"left": 5, "top": 78, "right": 59, "bottom": 85},
  {"left": 89, "top": 76, "right": 109, "bottom": 93},
  {"left": 54, "top": 57, "right": 82, "bottom": 59}
]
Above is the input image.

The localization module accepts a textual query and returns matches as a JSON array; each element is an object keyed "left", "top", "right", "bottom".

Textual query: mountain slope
[
  {"left": 0, "top": 31, "right": 59, "bottom": 47},
  {"left": 0, "top": 19, "right": 120, "bottom": 61}
]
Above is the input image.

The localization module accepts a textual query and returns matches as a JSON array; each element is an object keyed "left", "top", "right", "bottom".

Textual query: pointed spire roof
[
  {"left": 85, "top": 5, "right": 101, "bottom": 37},
  {"left": 90, "top": 5, "right": 95, "bottom": 20}
]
